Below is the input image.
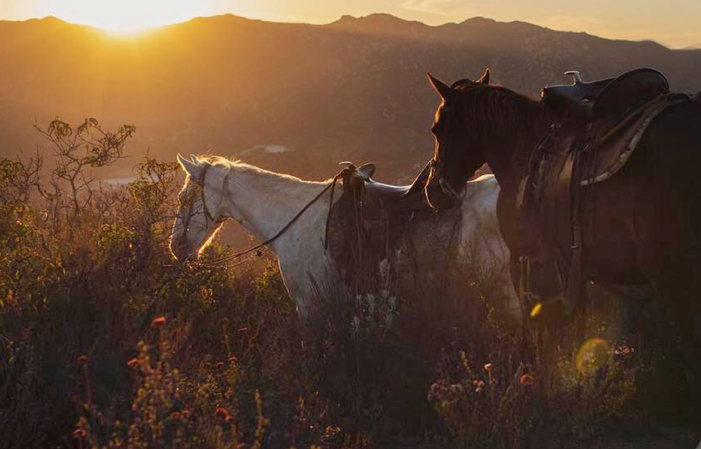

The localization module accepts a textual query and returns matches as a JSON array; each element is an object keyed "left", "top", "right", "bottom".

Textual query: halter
[
  {"left": 180, "top": 164, "right": 227, "bottom": 242},
  {"left": 197, "top": 164, "right": 222, "bottom": 224},
  {"left": 195, "top": 167, "right": 349, "bottom": 267},
  {"left": 429, "top": 98, "right": 464, "bottom": 204}
]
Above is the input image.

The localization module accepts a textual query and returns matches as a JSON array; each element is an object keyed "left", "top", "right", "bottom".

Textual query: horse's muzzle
[{"left": 170, "top": 237, "right": 193, "bottom": 261}]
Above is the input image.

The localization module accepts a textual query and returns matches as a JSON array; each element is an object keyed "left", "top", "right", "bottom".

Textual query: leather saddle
[
  {"left": 521, "top": 68, "right": 685, "bottom": 314},
  {"left": 340, "top": 161, "right": 429, "bottom": 219},
  {"left": 327, "top": 162, "right": 451, "bottom": 291},
  {"left": 541, "top": 68, "right": 669, "bottom": 121},
  {"left": 540, "top": 68, "right": 676, "bottom": 186}
]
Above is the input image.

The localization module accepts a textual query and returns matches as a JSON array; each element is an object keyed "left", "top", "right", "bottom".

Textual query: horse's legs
[
  {"left": 600, "top": 283, "right": 654, "bottom": 352},
  {"left": 646, "top": 256, "right": 701, "bottom": 378},
  {"left": 509, "top": 254, "right": 535, "bottom": 361}
]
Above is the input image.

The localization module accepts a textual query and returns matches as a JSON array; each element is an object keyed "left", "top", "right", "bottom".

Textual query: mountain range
[{"left": 1, "top": 13, "right": 700, "bottom": 182}]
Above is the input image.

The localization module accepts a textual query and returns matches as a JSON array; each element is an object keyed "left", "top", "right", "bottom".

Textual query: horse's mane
[
  {"left": 458, "top": 83, "right": 546, "bottom": 130},
  {"left": 192, "top": 155, "right": 330, "bottom": 185},
  {"left": 450, "top": 82, "right": 553, "bottom": 149}
]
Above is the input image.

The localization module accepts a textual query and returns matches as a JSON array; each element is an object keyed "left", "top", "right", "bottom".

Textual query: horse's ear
[
  {"left": 427, "top": 72, "right": 454, "bottom": 101},
  {"left": 477, "top": 68, "right": 491, "bottom": 85},
  {"left": 177, "top": 153, "right": 202, "bottom": 180}
]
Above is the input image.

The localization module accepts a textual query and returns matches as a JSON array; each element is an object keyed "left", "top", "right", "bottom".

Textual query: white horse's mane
[{"left": 192, "top": 155, "right": 330, "bottom": 186}]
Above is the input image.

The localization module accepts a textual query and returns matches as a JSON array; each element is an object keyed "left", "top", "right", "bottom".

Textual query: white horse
[{"left": 170, "top": 155, "right": 519, "bottom": 321}]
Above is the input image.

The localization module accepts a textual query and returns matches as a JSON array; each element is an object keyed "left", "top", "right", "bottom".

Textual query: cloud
[
  {"left": 401, "top": 0, "right": 457, "bottom": 16},
  {"left": 535, "top": 13, "right": 606, "bottom": 34}
]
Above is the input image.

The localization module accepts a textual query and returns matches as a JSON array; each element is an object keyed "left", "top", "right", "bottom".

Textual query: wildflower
[
  {"left": 76, "top": 355, "right": 90, "bottom": 364},
  {"left": 72, "top": 428, "right": 87, "bottom": 439},
  {"left": 520, "top": 373, "right": 534, "bottom": 386},
  {"left": 215, "top": 407, "right": 230, "bottom": 420},
  {"left": 450, "top": 384, "right": 464, "bottom": 394},
  {"left": 151, "top": 316, "right": 166, "bottom": 327},
  {"left": 428, "top": 381, "right": 450, "bottom": 402},
  {"left": 616, "top": 346, "right": 633, "bottom": 355},
  {"left": 324, "top": 425, "right": 341, "bottom": 438},
  {"left": 530, "top": 303, "right": 543, "bottom": 318},
  {"left": 484, "top": 363, "right": 493, "bottom": 372},
  {"left": 127, "top": 358, "right": 139, "bottom": 368}
]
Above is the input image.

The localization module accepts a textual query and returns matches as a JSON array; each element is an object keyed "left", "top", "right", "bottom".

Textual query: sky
[{"left": 1, "top": 0, "right": 699, "bottom": 48}]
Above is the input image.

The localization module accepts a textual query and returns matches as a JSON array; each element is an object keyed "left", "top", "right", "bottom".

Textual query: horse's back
[
  {"left": 641, "top": 97, "right": 701, "bottom": 172},
  {"left": 633, "top": 97, "right": 701, "bottom": 254}
]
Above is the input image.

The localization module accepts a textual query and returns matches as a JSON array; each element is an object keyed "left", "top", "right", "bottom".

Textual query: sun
[{"left": 39, "top": 0, "right": 215, "bottom": 34}]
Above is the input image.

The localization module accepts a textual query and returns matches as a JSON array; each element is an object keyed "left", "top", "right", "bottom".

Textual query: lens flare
[{"left": 575, "top": 338, "right": 610, "bottom": 375}]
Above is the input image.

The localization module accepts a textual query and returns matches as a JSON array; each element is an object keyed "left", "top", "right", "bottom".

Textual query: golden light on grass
[
  {"left": 575, "top": 337, "right": 611, "bottom": 375},
  {"left": 529, "top": 302, "right": 543, "bottom": 318},
  {"left": 38, "top": 0, "right": 215, "bottom": 35}
]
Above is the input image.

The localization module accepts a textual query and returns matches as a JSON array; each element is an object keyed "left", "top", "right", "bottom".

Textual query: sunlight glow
[
  {"left": 575, "top": 338, "right": 610, "bottom": 375},
  {"left": 39, "top": 0, "right": 215, "bottom": 33},
  {"left": 529, "top": 302, "right": 543, "bottom": 318}
]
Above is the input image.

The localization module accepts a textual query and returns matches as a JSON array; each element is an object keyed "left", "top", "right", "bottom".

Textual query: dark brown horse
[{"left": 423, "top": 69, "right": 701, "bottom": 371}]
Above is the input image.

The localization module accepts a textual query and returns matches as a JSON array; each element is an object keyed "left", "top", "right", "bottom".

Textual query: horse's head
[
  {"left": 170, "top": 154, "right": 228, "bottom": 261},
  {"left": 425, "top": 69, "right": 491, "bottom": 211}
]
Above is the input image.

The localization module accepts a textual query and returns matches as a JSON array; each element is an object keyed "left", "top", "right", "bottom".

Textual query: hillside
[{"left": 1, "top": 14, "right": 701, "bottom": 182}]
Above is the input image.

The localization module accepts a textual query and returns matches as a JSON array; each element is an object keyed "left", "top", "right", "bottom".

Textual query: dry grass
[{"left": 1, "top": 119, "right": 700, "bottom": 449}]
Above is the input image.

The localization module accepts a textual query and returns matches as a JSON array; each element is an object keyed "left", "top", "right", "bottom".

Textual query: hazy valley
[{"left": 2, "top": 13, "right": 701, "bottom": 183}]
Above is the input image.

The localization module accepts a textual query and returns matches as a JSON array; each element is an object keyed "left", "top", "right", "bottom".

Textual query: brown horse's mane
[{"left": 453, "top": 81, "right": 551, "bottom": 145}]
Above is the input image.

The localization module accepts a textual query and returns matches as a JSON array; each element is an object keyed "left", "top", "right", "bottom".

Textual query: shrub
[{"left": 1, "top": 118, "right": 698, "bottom": 449}]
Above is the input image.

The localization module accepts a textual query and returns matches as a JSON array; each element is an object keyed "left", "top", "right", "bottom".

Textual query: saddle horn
[{"left": 565, "top": 70, "right": 584, "bottom": 84}]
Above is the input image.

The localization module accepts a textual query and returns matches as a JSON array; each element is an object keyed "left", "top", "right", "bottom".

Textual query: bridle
[
  {"left": 429, "top": 98, "right": 464, "bottom": 204},
  {"left": 178, "top": 164, "right": 351, "bottom": 266},
  {"left": 180, "top": 164, "right": 227, "bottom": 242}
]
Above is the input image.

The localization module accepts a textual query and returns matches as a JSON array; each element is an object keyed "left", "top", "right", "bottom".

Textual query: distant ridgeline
[{"left": 1, "top": 14, "right": 700, "bottom": 182}]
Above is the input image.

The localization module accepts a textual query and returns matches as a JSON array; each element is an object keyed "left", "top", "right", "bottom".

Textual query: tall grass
[{"left": 1, "top": 119, "right": 698, "bottom": 449}]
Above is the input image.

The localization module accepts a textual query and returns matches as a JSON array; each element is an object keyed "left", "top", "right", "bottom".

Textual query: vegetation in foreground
[{"left": 1, "top": 119, "right": 699, "bottom": 449}]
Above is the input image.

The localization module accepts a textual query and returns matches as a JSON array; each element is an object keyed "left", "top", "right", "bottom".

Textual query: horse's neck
[
  {"left": 478, "top": 93, "right": 552, "bottom": 187},
  {"left": 220, "top": 166, "right": 330, "bottom": 252}
]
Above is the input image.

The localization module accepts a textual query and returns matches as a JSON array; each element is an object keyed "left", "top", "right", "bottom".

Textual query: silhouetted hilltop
[{"left": 1, "top": 14, "right": 700, "bottom": 182}]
